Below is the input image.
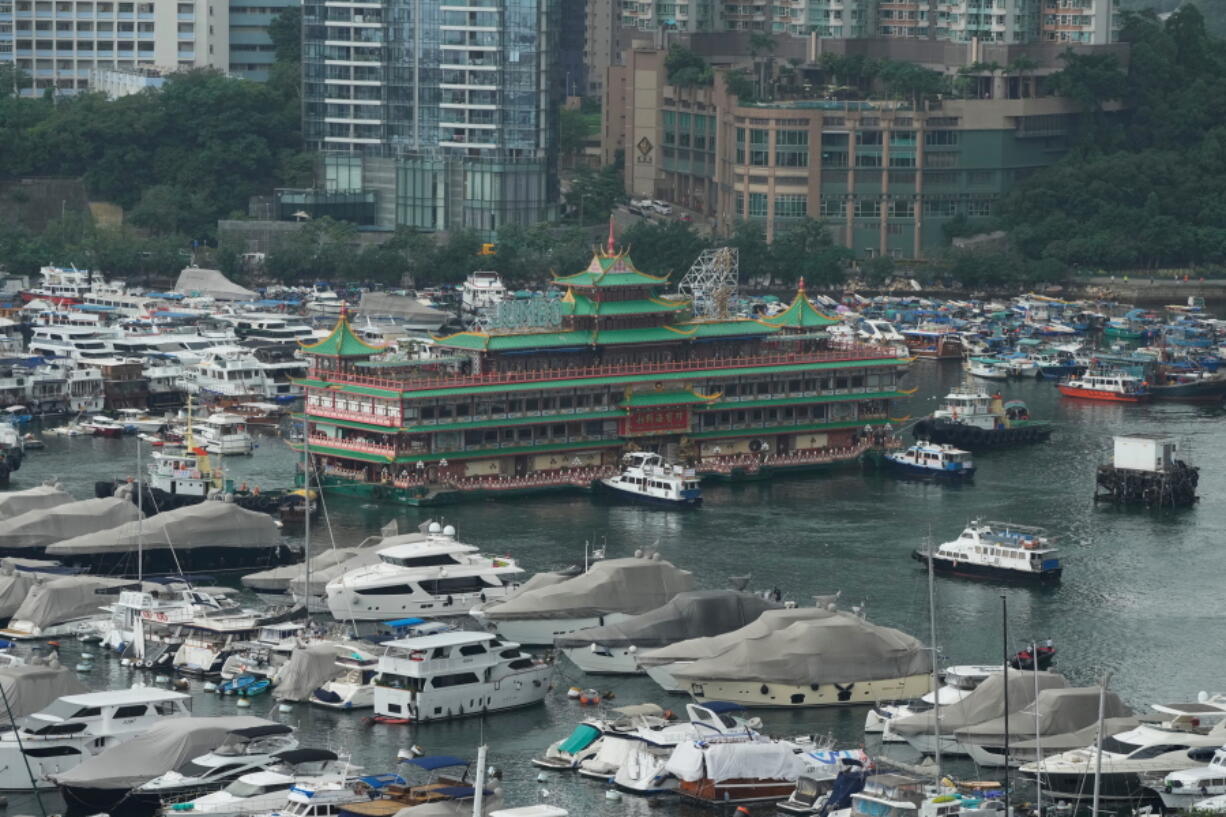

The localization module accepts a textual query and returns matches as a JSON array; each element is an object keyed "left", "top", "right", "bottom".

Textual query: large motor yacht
[{"left": 325, "top": 524, "right": 522, "bottom": 621}]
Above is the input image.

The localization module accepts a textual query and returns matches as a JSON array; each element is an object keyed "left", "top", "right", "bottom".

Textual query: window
[
  {"left": 748, "top": 192, "right": 767, "bottom": 217},
  {"left": 113, "top": 705, "right": 146, "bottom": 718},
  {"left": 431, "top": 672, "right": 481, "bottom": 689},
  {"left": 854, "top": 199, "right": 880, "bottom": 218},
  {"left": 856, "top": 130, "right": 883, "bottom": 147},
  {"left": 774, "top": 194, "right": 807, "bottom": 219},
  {"left": 749, "top": 128, "right": 768, "bottom": 166},
  {"left": 889, "top": 152, "right": 915, "bottom": 168},
  {"left": 820, "top": 197, "right": 846, "bottom": 218},
  {"left": 923, "top": 198, "right": 959, "bottom": 217},
  {"left": 890, "top": 130, "right": 916, "bottom": 145},
  {"left": 925, "top": 130, "right": 959, "bottom": 146},
  {"left": 735, "top": 127, "right": 745, "bottom": 164},
  {"left": 926, "top": 151, "right": 958, "bottom": 168},
  {"left": 967, "top": 198, "right": 993, "bottom": 217},
  {"left": 890, "top": 199, "right": 915, "bottom": 218},
  {"left": 856, "top": 153, "right": 882, "bottom": 169},
  {"left": 458, "top": 643, "right": 487, "bottom": 656},
  {"left": 775, "top": 128, "right": 808, "bottom": 167}
]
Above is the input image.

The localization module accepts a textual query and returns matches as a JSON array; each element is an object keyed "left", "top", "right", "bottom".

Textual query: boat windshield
[{"left": 224, "top": 779, "right": 280, "bottom": 798}]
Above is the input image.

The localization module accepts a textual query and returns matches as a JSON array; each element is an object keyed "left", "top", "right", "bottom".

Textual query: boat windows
[
  {"left": 1100, "top": 735, "right": 1142, "bottom": 755},
  {"left": 355, "top": 584, "right": 417, "bottom": 596},
  {"left": 24, "top": 720, "right": 89, "bottom": 736},
  {"left": 379, "top": 553, "right": 461, "bottom": 568},
  {"left": 113, "top": 704, "right": 147, "bottom": 718},
  {"left": 418, "top": 576, "right": 494, "bottom": 596},
  {"left": 204, "top": 763, "right": 249, "bottom": 779},
  {"left": 499, "top": 648, "right": 520, "bottom": 659},
  {"left": 22, "top": 746, "right": 83, "bottom": 757},
  {"left": 458, "top": 644, "right": 487, "bottom": 657},
  {"left": 507, "top": 658, "right": 535, "bottom": 670},
  {"left": 225, "top": 779, "right": 278, "bottom": 797},
  {"left": 430, "top": 672, "right": 480, "bottom": 689},
  {"left": 1129, "top": 743, "right": 1189, "bottom": 759}
]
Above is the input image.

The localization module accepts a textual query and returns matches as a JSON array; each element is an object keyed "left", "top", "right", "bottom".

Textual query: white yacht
[
  {"left": 1157, "top": 745, "right": 1226, "bottom": 809},
  {"left": 371, "top": 630, "right": 551, "bottom": 723},
  {"left": 0, "top": 687, "right": 191, "bottom": 789},
  {"left": 27, "top": 325, "right": 121, "bottom": 363},
  {"left": 598, "top": 452, "right": 702, "bottom": 506},
  {"left": 194, "top": 412, "right": 254, "bottom": 456},
  {"left": 133, "top": 724, "right": 297, "bottom": 802},
  {"left": 912, "top": 521, "right": 1062, "bottom": 584},
  {"left": 1020, "top": 700, "right": 1226, "bottom": 801},
  {"left": 170, "top": 753, "right": 368, "bottom": 817},
  {"left": 461, "top": 271, "right": 506, "bottom": 314},
  {"left": 325, "top": 524, "right": 523, "bottom": 621},
  {"left": 309, "top": 645, "right": 380, "bottom": 710}
]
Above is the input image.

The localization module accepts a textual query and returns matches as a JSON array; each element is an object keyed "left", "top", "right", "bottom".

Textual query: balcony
[
  {"left": 308, "top": 434, "right": 397, "bottom": 457},
  {"left": 307, "top": 404, "right": 401, "bottom": 426}
]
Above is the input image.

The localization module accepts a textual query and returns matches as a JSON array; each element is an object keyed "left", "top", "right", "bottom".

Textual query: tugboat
[
  {"left": 912, "top": 520, "right": 1062, "bottom": 584},
  {"left": 912, "top": 391, "right": 1052, "bottom": 449},
  {"left": 599, "top": 452, "right": 702, "bottom": 506},
  {"left": 1057, "top": 371, "right": 1150, "bottom": 402},
  {"left": 884, "top": 442, "right": 975, "bottom": 479}
]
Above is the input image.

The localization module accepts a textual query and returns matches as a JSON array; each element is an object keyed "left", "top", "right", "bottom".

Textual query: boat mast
[
  {"left": 1001, "top": 594, "right": 1010, "bottom": 811},
  {"left": 927, "top": 533, "right": 941, "bottom": 782},
  {"left": 303, "top": 423, "right": 311, "bottom": 616},
  {"left": 1091, "top": 673, "right": 1112, "bottom": 817},
  {"left": 471, "top": 742, "right": 487, "bottom": 817},
  {"left": 1032, "top": 640, "right": 1042, "bottom": 815}
]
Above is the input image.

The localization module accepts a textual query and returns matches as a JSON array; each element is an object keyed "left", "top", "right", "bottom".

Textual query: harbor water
[{"left": 4, "top": 361, "right": 1225, "bottom": 816}]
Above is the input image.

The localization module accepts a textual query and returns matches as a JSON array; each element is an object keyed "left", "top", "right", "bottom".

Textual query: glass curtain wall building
[{"left": 303, "top": 0, "right": 560, "bottom": 237}]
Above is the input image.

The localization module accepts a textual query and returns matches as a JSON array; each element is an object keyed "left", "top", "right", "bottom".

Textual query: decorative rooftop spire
[{"left": 606, "top": 215, "right": 616, "bottom": 256}]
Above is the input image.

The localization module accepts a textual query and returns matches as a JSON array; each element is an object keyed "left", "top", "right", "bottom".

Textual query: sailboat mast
[
  {"left": 1033, "top": 640, "right": 1043, "bottom": 813},
  {"left": 137, "top": 435, "right": 143, "bottom": 583},
  {"left": 1001, "top": 594, "right": 1010, "bottom": 810},
  {"left": 303, "top": 425, "right": 311, "bottom": 616},
  {"left": 927, "top": 535, "right": 941, "bottom": 781},
  {"left": 1091, "top": 673, "right": 1112, "bottom": 817}
]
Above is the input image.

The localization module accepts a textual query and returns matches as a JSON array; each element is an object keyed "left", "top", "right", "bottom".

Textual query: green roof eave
[
  {"left": 681, "top": 320, "right": 781, "bottom": 338},
  {"left": 404, "top": 409, "right": 625, "bottom": 434},
  {"left": 698, "top": 390, "right": 908, "bottom": 411},
  {"left": 299, "top": 315, "right": 388, "bottom": 357},
  {"left": 621, "top": 390, "right": 719, "bottom": 407},
  {"left": 401, "top": 357, "right": 909, "bottom": 399},
  {"left": 566, "top": 294, "right": 689, "bottom": 316},
  {"left": 393, "top": 439, "right": 624, "bottom": 463},
  {"left": 687, "top": 418, "right": 891, "bottom": 439},
  {"left": 298, "top": 414, "right": 399, "bottom": 433},
  {"left": 762, "top": 293, "right": 842, "bottom": 328},
  {"left": 297, "top": 379, "right": 402, "bottom": 398},
  {"left": 285, "top": 441, "right": 394, "bottom": 463}
]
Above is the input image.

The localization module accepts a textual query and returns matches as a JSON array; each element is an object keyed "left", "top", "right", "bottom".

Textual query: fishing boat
[
  {"left": 911, "top": 520, "right": 1062, "bottom": 584},
  {"left": 884, "top": 442, "right": 975, "bottom": 479},
  {"left": 911, "top": 392, "right": 1051, "bottom": 449},
  {"left": 598, "top": 451, "right": 702, "bottom": 506},
  {"left": 1148, "top": 370, "right": 1226, "bottom": 401},
  {"left": 1056, "top": 372, "right": 1150, "bottom": 402}
]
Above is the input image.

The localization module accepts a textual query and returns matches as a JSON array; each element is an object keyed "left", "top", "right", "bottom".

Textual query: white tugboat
[
  {"left": 371, "top": 630, "right": 552, "bottom": 723},
  {"left": 598, "top": 452, "right": 702, "bottom": 506},
  {"left": 912, "top": 521, "right": 1062, "bottom": 584}
]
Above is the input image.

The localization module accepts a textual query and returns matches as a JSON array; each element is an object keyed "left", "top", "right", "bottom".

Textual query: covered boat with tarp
[
  {"left": 532, "top": 703, "right": 666, "bottom": 771},
  {"left": 954, "top": 685, "right": 1134, "bottom": 767},
  {"left": 554, "top": 589, "right": 781, "bottom": 674},
  {"left": 0, "top": 662, "right": 87, "bottom": 719},
  {"left": 889, "top": 669, "right": 1068, "bottom": 756},
  {"left": 52, "top": 715, "right": 274, "bottom": 817},
  {"left": 243, "top": 545, "right": 376, "bottom": 609},
  {"left": 0, "top": 574, "right": 140, "bottom": 638},
  {"left": 272, "top": 642, "right": 346, "bottom": 702},
  {"left": 0, "top": 561, "right": 40, "bottom": 624},
  {"left": 44, "top": 500, "right": 292, "bottom": 575},
  {"left": 0, "top": 497, "right": 141, "bottom": 559},
  {"left": 636, "top": 604, "right": 841, "bottom": 693},
  {"left": 0, "top": 484, "right": 73, "bottom": 521},
  {"left": 668, "top": 610, "right": 933, "bottom": 708},
  {"left": 477, "top": 554, "right": 695, "bottom": 645}
]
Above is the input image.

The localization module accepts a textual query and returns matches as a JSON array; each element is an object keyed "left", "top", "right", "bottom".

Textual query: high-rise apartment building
[
  {"left": 302, "top": 0, "right": 560, "bottom": 236},
  {"left": 0, "top": 0, "right": 228, "bottom": 97}
]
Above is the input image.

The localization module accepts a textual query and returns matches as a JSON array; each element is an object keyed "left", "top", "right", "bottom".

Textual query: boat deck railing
[{"left": 307, "top": 342, "right": 902, "bottom": 394}]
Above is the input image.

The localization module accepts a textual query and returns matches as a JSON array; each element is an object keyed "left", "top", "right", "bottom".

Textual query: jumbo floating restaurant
[{"left": 294, "top": 244, "right": 914, "bottom": 505}]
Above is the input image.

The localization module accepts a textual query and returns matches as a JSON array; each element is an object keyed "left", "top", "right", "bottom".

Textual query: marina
[{"left": 0, "top": 265, "right": 1224, "bottom": 817}]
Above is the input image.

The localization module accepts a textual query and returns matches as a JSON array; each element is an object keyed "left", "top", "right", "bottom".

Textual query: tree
[
  {"left": 665, "top": 44, "right": 713, "bottom": 87},
  {"left": 618, "top": 220, "right": 708, "bottom": 281},
  {"left": 559, "top": 107, "right": 595, "bottom": 157},
  {"left": 748, "top": 32, "right": 776, "bottom": 100},
  {"left": 726, "top": 221, "right": 771, "bottom": 285},
  {"left": 722, "top": 69, "right": 756, "bottom": 103},
  {"left": 768, "top": 219, "right": 852, "bottom": 287},
  {"left": 564, "top": 164, "right": 624, "bottom": 224},
  {"left": 861, "top": 255, "right": 896, "bottom": 287},
  {"left": 267, "top": 6, "right": 302, "bottom": 65}
]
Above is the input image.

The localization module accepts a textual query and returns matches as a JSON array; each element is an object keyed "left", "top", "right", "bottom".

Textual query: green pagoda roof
[
  {"left": 299, "top": 312, "right": 387, "bottom": 357},
  {"left": 680, "top": 319, "right": 781, "bottom": 338},
  {"left": 432, "top": 325, "right": 697, "bottom": 352},
  {"left": 564, "top": 292, "right": 689, "bottom": 317},
  {"left": 761, "top": 282, "right": 841, "bottom": 329},
  {"left": 553, "top": 251, "right": 670, "bottom": 288}
]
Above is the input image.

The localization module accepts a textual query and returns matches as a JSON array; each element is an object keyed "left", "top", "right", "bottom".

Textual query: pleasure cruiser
[
  {"left": 533, "top": 703, "right": 666, "bottom": 772},
  {"left": 371, "top": 630, "right": 551, "bottom": 723},
  {"left": 325, "top": 524, "right": 522, "bottom": 621},
  {"left": 128, "top": 724, "right": 298, "bottom": 805},
  {"left": 598, "top": 452, "right": 702, "bottom": 506},
  {"left": 865, "top": 665, "right": 999, "bottom": 740},
  {"left": 912, "top": 521, "right": 1062, "bottom": 584},
  {"left": 0, "top": 688, "right": 191, "bottom": 789},
  {"left": 1156, "top": 745, "right": 1226, "bottom": 810},
  {"left": 308, "top": 645, "right": 380, "bottom": 710},
  {"left": 157, "top": 749, "right": 358, "bottom": 817},
  {"left": 194, "top": 412, "right": 254, "bottom": 456}
]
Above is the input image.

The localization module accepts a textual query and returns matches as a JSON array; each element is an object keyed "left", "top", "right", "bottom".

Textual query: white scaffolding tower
[{"left": 678, "top": 247, "right": 739, "bottom": 319}]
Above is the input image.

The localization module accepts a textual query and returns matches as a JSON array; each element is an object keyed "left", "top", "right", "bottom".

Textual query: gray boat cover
[
  {"left": 357, "top": 293, "right": 450, "bottom": 330},
  {"left": 0, "top": 498, "right": 141, "bottom": 550},
  {"left": 669, "top": 612, "right": 931, "bottom": 685},
  {"left": 45, "top": 501, "right": 279, "bottom": 555},
  {"left": 174, "top": 267, "right": 257, "bottom": 301},
  {"left": 0, "top": 664, "right": 87, "bottom": 719},
  {"left": 954, "top": 686, "right": 1134, "bottom": 746},
  {"left": 554, "top": 590, "right": 780, "bottom": 649},
  {"left": 391, "top": 792, "right": 504, "bottom": 817},
  {"left": 636, "top": 607, "right": 845, "bottom": 668},
  {"left": 288, "top": 545, "right": 386, "bottom": 599},
  {"left": 0, "top": 484, "right": 73, "bottom": 521},
  {"left": 51, "top": 716, "right": 274, "bottom": 789},
  {"left": 10, "top": 575, "right": 137, "bottom": 629},
  {"left": 889, "top": 670, "right": 1069, "bottom": 737},
  {"left": 1011, "top": 717, "right": 1142, "bottom": 751},
  {"left": 481, "top": 557, "right": 695, "bottom": 621},
  {"left": 272, "top": 642, "right": 343, "bottom": 702},
  {"left": 0, "top": 568, "right": 37, "bottom": 619},
  {"left": 244, "top": 548, "right": 357, "bottom": 593}
]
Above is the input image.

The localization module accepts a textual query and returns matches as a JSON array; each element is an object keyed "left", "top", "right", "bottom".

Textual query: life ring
[{"left": 749, "top": 440, "right": 763, "bottom": 453}]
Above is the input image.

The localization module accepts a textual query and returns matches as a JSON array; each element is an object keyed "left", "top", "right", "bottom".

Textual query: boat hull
[
  {"left": 911, "top": 419, "right": 1051, "bottom": 449},
  {"left": 678, "top": 777, "right": 803, "bottom": 804},
  {"left": 1019, "top": 770, "right": 1156, "bottom": 803},
  {"left": 683, "top": 673, "right": 932, "bottom": 708},
  {"left": 1149, "top": 378, "right": 1226, "bottom": 401},
  {"left": 595, "top": 480, "right": 701, "bottom": 507},
  {"left": 883, "top": 458, "right": 975, "bottom": 479},
  {"left": 486, "top": 614, "right": 632, "bottom": 647},
  {"left": 28, "top": 544, "right": 299, "bottom": 577},
  {"left": 912, "top": 550, "right": 1061, "bottom": 584},
  {"left": 561, "top": 646, "right": 644, "bottom": 675},
  {"left": 1056, "top": 385, "right": 1148, "bottom": 402}
]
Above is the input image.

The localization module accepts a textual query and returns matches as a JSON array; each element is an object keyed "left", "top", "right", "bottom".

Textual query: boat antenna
[
  {"left": 1091, "top": 672, "right": 1112, "bottom": 817},
  {"left": 0, "top": 679, "right": 46, "bottom": 816},
  {"left": 926, "top": 530, "right": 941, "bottom": 783},
  {"left": 1001, "top": 594, "right": 1010, "bottom": 810},
  {"left": 1032, "top": 640, "right": 1042, "bottom": 814}
]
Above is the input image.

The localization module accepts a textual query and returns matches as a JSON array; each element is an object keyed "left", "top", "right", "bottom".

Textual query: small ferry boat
[
  {"left": 598, "top": 452, "right": 702, "bottom": 506},
  {"left": 912, "top": 520, "right": 1062, "bottom": 584},
  {"left": 1056, "top": 372, "right": 1150, "bottom": 402},
  {"left": 195, "top": 412, "right": 254, "bottom": 456},
  {"left": 912, "top": 391, "right": 1052, "bottom": 449},
  {"left": 884, "top": 442, "right": 975, "bottom": 479}
]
